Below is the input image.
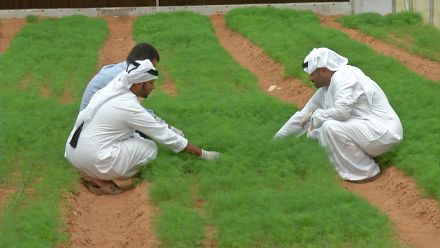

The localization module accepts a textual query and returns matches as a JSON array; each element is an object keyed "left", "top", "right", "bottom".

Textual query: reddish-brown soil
[
  {"left": 161, "top": 75, "right": 178, "bottom": 96},
  {"left": 193, "top": 197, "right": 218, "bottom": 247},
  {"left": 0, "top": 187, "right": 15, "bottom": 210},
  {"left": 0, "top": 18, "right": 26, "bottom": 54},
  {"left": 210, "top": 14, "right": 313, "bottom": 108},
  {"left": 62, "top": 16, "right": 159, "bottom": 248},
  {"left": 159, "top": 68, "right": 178, "bottom": 96},
  {"left": 64, "top": 182, "right": 159, "bottom": 248},
  {"left": 98, "top": 16, "right": 136, "bottom": 67},
  {"left": 210, "top": 13, "right": 440, "bottom": 248},
  {"left": 342, "top": 167, "right": 440, "bottom": 248},
  {"left": 320, "top": 15, "right": 440, "bottom": 82}
]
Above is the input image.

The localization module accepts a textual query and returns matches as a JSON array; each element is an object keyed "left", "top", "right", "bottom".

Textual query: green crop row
[
  {"left": 338, "top": 11, "right": 440, "bottom": 62},
  {"left": 0, "top": 16, "right": 107, "bottom": 247},
  {"left": 0, "top": 15, "right": 108, "bottom": 98}
]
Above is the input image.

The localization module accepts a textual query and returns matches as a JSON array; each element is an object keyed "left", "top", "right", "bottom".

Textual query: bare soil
[
  {"left": 210, "top": 14, "right": 313, "bottom": 108},
  {"left": 320, "top": 15, "right": 440, "bottom": 82},
  {"left": 98, "top": 16, "right": 136, "bottom": 67},
  {"left": 64, "top": 182, "right": 159, "bottom": 248},
  {"left": 342, "top": 167, "right": 440, "bottom": 248},
  {"left": 0, "top": 18, "right": 26, "bottom": 54},
  {"left": 210, "top": 13, "right": 440, "bottom": 248},
  {"left": 0, "top": 187, "right": 15, "bottom": 210}
]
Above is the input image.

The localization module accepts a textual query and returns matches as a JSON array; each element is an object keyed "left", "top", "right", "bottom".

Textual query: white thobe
[
  {"left": 275, "top": 65, "right": 403, "bottom": 181},
  {"left": 65, "top": 91, "right": 188, "bottom": 180}
]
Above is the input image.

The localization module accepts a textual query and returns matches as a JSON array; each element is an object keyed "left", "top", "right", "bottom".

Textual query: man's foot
[
  {"left": 81, "top": 178, "right": 124, "bottom": 195},
  {"left": 346, "top": 171, "right": 382, "bottom": 184}
]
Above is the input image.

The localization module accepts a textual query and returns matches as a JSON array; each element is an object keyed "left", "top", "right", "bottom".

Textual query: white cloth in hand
[{"left": 201, "top": 150, "right": 221, "bottom": 160}]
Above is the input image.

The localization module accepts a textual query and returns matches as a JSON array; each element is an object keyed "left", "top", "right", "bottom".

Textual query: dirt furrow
[
  {"left": 342, "top": 167, "right": 440, "bottom": 248},
  {"left": 65, "top": 182, "right": 159, "bottom": 248},
  {"left": 0, "top": 18, "right": 26, "bottom": 54},
  {"left": 320, "top": 15, "right": 440, "bottom": 82},
  {"left": 210, "top": 14, "right": 313, "bottom": 108},
  {"left": 98, "top": 16, "right": 136, "bottom": 67},
  {"left": 211, "top": 13, "right": 440, "bottom": 248},
  {"left": 0, "top": 187, "right": 15, "bottom": 210},
  {"left": 63, "top": 16, "right": 159, "bottom": 248}
]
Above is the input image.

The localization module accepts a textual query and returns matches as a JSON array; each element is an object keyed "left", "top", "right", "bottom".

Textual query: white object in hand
[{"left": 201, "top": 150, "right": 221, "bottom": 160}]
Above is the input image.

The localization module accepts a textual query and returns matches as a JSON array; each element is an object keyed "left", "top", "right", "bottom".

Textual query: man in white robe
[
  {"left": 275, "top": 48, "right": 403, "bottom": 182},
  {"left": 65, "top": 59, "right": 220, "bottom": 194},
  {"left": 80, "top": 43, "right": 184, "bottom": 136}
]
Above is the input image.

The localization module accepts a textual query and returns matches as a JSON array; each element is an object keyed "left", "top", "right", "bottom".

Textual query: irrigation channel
[{"left": 1, "top": 12, "right": 439, "bottom": 248}]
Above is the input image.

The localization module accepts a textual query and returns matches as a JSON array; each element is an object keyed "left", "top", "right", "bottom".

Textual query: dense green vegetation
[
  {"left": 0, "top": 15, "right": 108, "bottom": 98},
  {"left": 338, "top": 12, "right": 440, "bottom": 62},
  {"left": 3, "top": 9, "right": 436, "bottom": 247},
  {"left": 134, "top": 11, "right": 399, "bottom": 247},
  {"left": 0, "top": 15, "right": 107, "bottom": 247},
  {"left": 226, "top": 7, "right": 440, "bottom": 201}
]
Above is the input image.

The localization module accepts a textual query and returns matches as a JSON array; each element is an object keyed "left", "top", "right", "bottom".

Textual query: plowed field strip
[
  {"left": 0, "top": 18, "right": 26, "bottom": 54},
  {"left": 210, "top": 14, "right": 313, "bottom": 108},
  {"left": 320, "top": 15, "right": 440, "bottom": 82},
  {"left": 211, "top": 13, "right": 440, "bottom": 248}
]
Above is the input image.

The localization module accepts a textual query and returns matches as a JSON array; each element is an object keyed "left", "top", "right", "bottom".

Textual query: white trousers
[
  {"left": 67, "top": 134, "right": 158, "bottom": 180},
  {"left": 314, "top": 119, "right": 400, "bottom": 181}
]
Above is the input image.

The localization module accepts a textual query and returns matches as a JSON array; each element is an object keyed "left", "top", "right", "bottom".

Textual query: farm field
[
  {"left": 338, "top": 12, "right": 440, "bottom": 63},
  {"left": 0, "top": 8, "right": 439, "bottom": 248}
]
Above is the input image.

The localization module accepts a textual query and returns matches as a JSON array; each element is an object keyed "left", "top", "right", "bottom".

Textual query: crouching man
[
  {"left": 275, "top": 48, "right": 402, "bottom": 182},
  {"left": 65, "top": 58, "right": 220, "bottom": 195}
]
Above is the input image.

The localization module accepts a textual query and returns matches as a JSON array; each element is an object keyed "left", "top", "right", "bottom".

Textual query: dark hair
[{"left": 126, "top": 43, "right": 160, "bottom": 64}]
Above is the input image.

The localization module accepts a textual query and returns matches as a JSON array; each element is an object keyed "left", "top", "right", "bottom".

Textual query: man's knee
[
  {"left": 144, "top": 139, "right": 158, "bottom": 161},
  {"left": 321, "top": 120, "right": 341, "bottom": 136}
]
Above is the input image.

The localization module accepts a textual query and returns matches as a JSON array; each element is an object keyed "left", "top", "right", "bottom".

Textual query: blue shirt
[{"left": 80, "top": 62, "right": 127, "bottom": 111}]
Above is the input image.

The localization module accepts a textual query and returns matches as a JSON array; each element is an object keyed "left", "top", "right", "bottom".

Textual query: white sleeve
[
  {"left": 274, "top": 90, "right": 323, "bottom": 138},
  {"left": 274, "top": 111, "right": 308, "bottom": 138},
  {"left": 127, "top": 108, "right": 188, "bottom": 153},
  {"left": 311, "top": 74, "right": 356, "bottom": 128}
]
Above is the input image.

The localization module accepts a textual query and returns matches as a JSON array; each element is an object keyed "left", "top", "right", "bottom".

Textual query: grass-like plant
[
  {"left": 225, "top": 7, "right": 440, "bottom": 201},
  {"left": 338, "top": 11, "right": 440, "bottom": 62},
  {"left": 134, "top": 11, "right": 399, "bottom": 247},
  {"left": 0, "top": 15, "right": 108, "bottom": 99},
  {"left": 25, "top": 15, "right": 39, "bottom": 23},
  {"left": 0, "top": 16, "right": 107, "bottom": 247}
]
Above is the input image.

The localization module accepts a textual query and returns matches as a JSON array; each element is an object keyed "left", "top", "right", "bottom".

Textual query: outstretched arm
[
  {"left": 274, "top": 90, "right": 323, "bottom": 138},
  {"left": 183, "top": 143, "right": 220, "bottom": 160},
  {"left": 183, "top": 143, "right": 202, "bottom": 156}
]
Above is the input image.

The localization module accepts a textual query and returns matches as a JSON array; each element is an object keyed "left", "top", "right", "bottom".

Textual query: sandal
[{"left": 84, "top": 180, "right": 124, "bottom": 195}]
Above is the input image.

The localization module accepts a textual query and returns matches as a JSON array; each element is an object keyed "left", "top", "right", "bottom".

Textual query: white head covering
[
  {"left": 303, "top": 48, "right": 348, "bottom": 74},
  {"left": 74, "top": 59, "right": 158, "bottom": 130}
]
